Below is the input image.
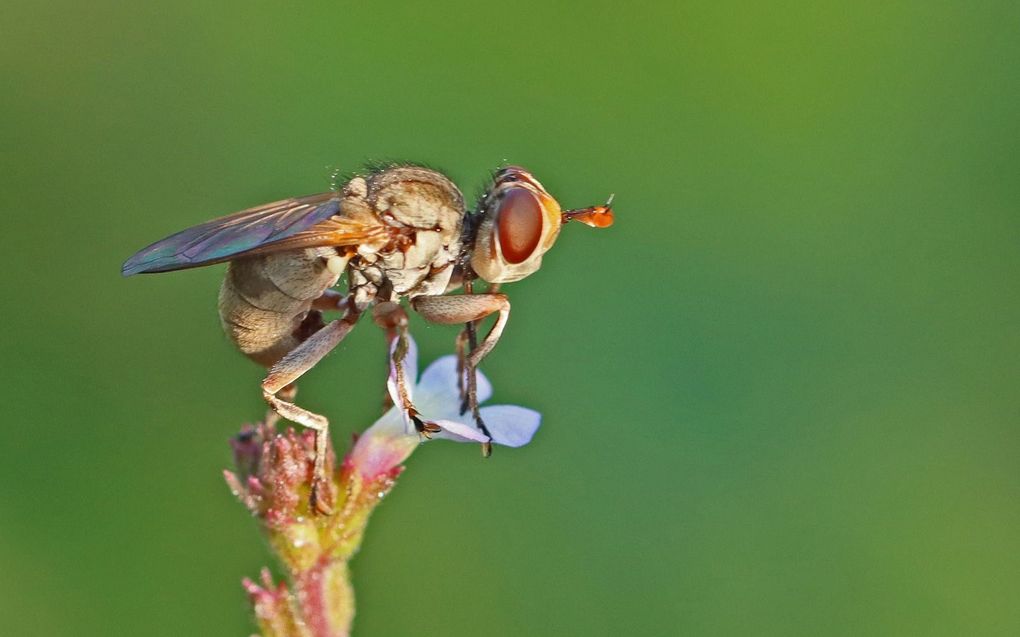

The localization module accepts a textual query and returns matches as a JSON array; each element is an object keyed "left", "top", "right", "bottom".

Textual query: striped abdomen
[{"left": 218, "top": 248, "right": 340, "bottom": 367}]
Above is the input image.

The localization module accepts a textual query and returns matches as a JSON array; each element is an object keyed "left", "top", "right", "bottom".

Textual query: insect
[{"left": 123, "top": 164, "right": 613, "bottom": 511}]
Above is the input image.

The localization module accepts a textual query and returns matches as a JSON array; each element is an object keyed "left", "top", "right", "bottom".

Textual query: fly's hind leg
[
  {"left": 411, "top": 293, "right": 510, "bottom": 455},
  {"left": 263, "top": 383, "right": 296, "bottom": 428},
  {"left": 262, "top": 309, "right": 361, "bottom": 514}
]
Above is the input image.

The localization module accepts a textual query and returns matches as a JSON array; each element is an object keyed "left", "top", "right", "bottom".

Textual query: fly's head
[{"left": 468, "top": 166, "right": 614, "bottom": 284}]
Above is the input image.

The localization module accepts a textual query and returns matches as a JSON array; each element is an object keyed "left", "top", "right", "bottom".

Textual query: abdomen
[{"left": 218, "top": 248, "right": 339, "bottom": 367}]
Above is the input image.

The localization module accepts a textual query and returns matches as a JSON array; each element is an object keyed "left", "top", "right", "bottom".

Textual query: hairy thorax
[{"left": 345, "top": 167, "right": 465, "bottom": 310}]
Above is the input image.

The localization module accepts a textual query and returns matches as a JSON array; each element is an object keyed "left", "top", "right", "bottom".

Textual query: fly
[{"left": 123, "top": 164, "right": 614, "bottom": 512}]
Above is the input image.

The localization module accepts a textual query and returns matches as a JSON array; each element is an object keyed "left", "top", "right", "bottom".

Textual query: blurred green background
[{"left": 2, "top": 1, "right": 1018, "bottom": 635}]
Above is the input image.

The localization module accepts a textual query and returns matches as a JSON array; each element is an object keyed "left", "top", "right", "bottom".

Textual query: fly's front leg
[
  {"left": 262, "top": 308, "right": 361, "bottom": 514},
  {"left": 411, "top": 293, "right": 510, "bottom": 368},
  {"left": 455, "top": 327, "right": 470, "bottom": 405},
  {"left": 456, "top": 321, "right": 482, "bottom": 417},
  {"left": 411, "top": 293, "right": 510, "bottom": 455}
]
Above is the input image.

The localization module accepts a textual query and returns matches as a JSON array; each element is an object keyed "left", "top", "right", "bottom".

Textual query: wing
[{"left": 122, "top": 193, "right": 382, "bottom": 276}]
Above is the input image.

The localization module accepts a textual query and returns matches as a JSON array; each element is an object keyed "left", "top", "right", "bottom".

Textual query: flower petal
[
  {"left": 477, "top": 405, "right": 541, "bottom": 447},
  {"left": 415, "top": 355, "right": 460, "bottom": 407},
  {"left": 348, "top": 407, "right": 419, "bottom": 478},
  {"left": 416, "top": 355, "right": 493, "bottom": 410},
  {"left": 429, "top": 418, "right": 491, "bottom": 444}
]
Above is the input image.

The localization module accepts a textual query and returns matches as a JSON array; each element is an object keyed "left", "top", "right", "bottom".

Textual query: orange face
[{"left": 470, "top": 166, "right": 614, "bottom": 284}]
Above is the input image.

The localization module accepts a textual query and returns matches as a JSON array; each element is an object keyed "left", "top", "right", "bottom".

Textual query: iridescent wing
[{"left": 122, "top": 193, "right": 383, "bottom": 276}]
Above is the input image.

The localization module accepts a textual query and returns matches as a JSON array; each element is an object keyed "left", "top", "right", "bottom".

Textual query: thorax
[
  {"left": 344, "top": 167, "right": 466, "bottom": 310},
  {"left": 348, "top": 211, "right": 462, "bottom": 309}
]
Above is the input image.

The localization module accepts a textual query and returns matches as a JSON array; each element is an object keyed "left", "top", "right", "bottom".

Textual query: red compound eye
[{"left": 496, "top": 187, "right": 543, "bottom": 264}]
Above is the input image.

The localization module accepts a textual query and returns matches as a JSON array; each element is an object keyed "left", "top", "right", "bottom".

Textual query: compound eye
[{"left": 496, "top": 187, "right": 544, "bottom": 264}]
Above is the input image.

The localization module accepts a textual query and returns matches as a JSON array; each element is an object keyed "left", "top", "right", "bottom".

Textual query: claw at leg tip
[{"left": 310, "top": 482, "right": 335, "bottom": 516}]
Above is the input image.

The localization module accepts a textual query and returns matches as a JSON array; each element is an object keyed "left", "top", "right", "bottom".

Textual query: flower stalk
[
  {"left": 225, "top": 422, "right": 401, "bottom": 637},
  {"left": 225, "top": 334, "right": 541, "bottom": 636}
]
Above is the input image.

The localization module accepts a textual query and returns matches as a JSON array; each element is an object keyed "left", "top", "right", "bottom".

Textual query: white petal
[
  {"left": 348, "top": 407, "right": 420, "bottom": 477},
  {"left": 415, "top": 355, "right": 493, "bottom": 417},
  {"left": 416, "top": 356, "right": 461, "bottom": 406},
  {"left": 414, "top": 352, "right": 493, "bottom": 401},
  {"left": 365, "top": 406, "right": 406, "bottom": 437},
  {"left": 429, "top": 418, "right": 491, "bottom": 444},
  {"left": 386, "top": 334, "right": 419, "bottom": 408},
  {"left": 478, "top": 405, "right": 541, "bottom": 447}
]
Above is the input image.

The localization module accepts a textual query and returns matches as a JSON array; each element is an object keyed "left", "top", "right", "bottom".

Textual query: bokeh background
[{"left": 2, "top": 1, "right": 1018, "bottom": 635}]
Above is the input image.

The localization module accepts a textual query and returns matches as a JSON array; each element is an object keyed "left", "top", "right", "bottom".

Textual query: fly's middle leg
[
  {"left": 372, "top": 302, "right": 442, "bottom": 438},
  {"left": 262, "top": 308, "right": 361, "bottom": 514}
]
